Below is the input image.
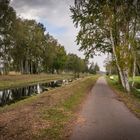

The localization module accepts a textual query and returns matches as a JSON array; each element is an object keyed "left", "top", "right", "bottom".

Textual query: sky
[{"left": 10, "top": 0, "right": 107, "bottom": 71}]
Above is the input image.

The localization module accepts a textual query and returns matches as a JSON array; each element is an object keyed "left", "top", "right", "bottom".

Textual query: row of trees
[
  {"left": 71, "top": 0, "right": 140, "bottom": 92},
  {"left": 0, "top": 0, "right": 89, "bottom": 75}
]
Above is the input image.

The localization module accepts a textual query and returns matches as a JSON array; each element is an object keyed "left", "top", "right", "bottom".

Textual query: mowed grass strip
[
  {"left": 0, "top": 74, "right": 74, "bottom": 90},
  {"left": 107, "top": 76, "right": 140, "bottom": 118},
  {"left": 36, "top": 76, "right": 98, "bottom": 140},
  {"left": 0, "top": 75, "right": 98, "bottom": 140}
]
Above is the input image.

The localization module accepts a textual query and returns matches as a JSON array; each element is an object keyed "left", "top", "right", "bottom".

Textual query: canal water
[{"left": 0, "top": 79, "right": 72, "bottom": 106}]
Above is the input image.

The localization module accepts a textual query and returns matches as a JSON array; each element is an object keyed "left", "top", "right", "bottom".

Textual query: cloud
[
  {"left": 10, "top": 0, "right": 80, "bottom": 54},
  {"left": 11, "top": 0, "right": 73, "bottom": 27},
  {"left": 10, "top": 0, "right": 106, "bottom": 71}
]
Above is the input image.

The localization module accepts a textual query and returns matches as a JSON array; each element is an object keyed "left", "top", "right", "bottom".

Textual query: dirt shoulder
[{"left": 0, "top": 76, "right": 98, "bottom": 140}]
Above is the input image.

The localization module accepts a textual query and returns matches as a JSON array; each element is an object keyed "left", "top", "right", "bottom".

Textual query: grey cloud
[
  {"left": 12, "top": 0, "right": 62, "bottom": 8},
  {"left": 10, "top": 0, "right": 82, "bottom": 56},
  {"left": 11, "top": 0, "right": 74, "bottom": 27},
  {"left": 11, "top": 0, "right": 73, "bottom": 11}
]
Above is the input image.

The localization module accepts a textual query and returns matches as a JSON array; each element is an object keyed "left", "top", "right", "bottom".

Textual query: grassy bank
[
  {"left": 108, "top": 75, "right": 140, "bottom": 87},
  {"left": 0, "top": 74, "right": 74, "bottom": 90},
  {"left": 0, "top": 75, "right": 98, "bottom": 140},
  {"left": 107, "top": 76, "right": 140, "bottom": 118}
]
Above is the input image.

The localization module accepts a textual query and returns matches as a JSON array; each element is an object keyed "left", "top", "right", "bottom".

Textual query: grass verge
[
  {"left": 36, "top": 76, "right": 98, "bottom": 140},
  {"left": 0, "top": 75, "right": 98, "bottom": 140},
  {"left": 0, "top": 74, "right": 74, "bottom": 90},
  {"left": 106, "top": 76, "right": 140, "bottom": 118}
]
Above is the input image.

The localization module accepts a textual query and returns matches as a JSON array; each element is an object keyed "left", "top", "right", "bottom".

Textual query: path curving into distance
[{"left": 70, "top": 77, "right": 140, "bottom": 140}]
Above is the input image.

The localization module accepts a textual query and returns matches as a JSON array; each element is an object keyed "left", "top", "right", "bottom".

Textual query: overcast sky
[{"left": 10, "top": 0, "right": 107, "bottom": 71}]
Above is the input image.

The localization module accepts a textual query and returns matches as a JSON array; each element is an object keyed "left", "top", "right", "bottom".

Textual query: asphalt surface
[{"left": 70, "top": 77, "right": 140, "bottom": 140}]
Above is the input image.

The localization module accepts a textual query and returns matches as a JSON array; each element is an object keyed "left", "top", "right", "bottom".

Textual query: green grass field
[
  {"left": 108, "top": 75, "right": 140, "bottom": 97},
  {"left": 130, "top": 76, "right": 140, "bottom": 84},
  {"left": 109, "top": 75, "right": 140, "bottom": 88}
]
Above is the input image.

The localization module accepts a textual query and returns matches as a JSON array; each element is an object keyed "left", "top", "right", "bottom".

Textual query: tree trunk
[
  {"left": 117, "top": 68, "right": 122, "bottom": 84},
  {"left": 20, "top": 60, "right": 24, "bottom": 74},
  {"left": 131, "top": 56, "right": 136, "bottom": 87},
  {"left": 136, "top": 62, "right": 140, "bottom": 75},
  {"left": 30, "top": 61, "right": 33, "bottom": 74},
  {"left": 109, "top": 66, "right": 112, "bottom": 75},
  {"left": 110, "top": 28, "right": 130, "bottom": 92},
  {"left": 3, "top": 61, "right": 9, "bottom": 75},
  {"left": 122, "top": 70, "right": 130, "bottom": 92},
  {"left": 131, "top": 0, "right": 137, "bottom": 88},
  {"left": 25, "top": 60, "right": 28, "bottom": 74}
]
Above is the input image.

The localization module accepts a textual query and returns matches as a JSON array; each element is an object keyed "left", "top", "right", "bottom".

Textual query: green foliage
[
  {"left": 11, "top": 19, "right": 46, "bottom": 73},
  {"left": 105, "top": 57, "right": 117, "bottom": 75},
  {"left": 89, "top": 62, "right": 100, "bottom": 74},
  {"left": 66, "top": 53, "right": 88, "bottom": 75},
  {"left": 71, "top": 0, "right": 140, "bottom": 56},
  {"left": 71, "top": 0, "right": 140, "bottom": 92},
  {"left": 0, "top": 1, "right": 89, "bottom": 75},
  {"left": 53, "top": 46, "right": 67, "bottom": 73},
  {"left": 70, "top": 0, "right": 112, "bottom": 57},
  {"left": 0, "top": 0, "right": 16, "bottom": 74}
]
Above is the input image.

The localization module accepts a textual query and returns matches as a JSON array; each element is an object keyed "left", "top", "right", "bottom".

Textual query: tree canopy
[
  {"left": 0, "top": 0, "right": 89, "bottom": 75},
  {"left": 71, "top": 0, "right": 140, "bottom": 92}
]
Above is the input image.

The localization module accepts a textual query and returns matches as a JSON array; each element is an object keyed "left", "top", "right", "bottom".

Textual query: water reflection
[{"left": 0, "top": 79, "right": 71, "bottom": 106}]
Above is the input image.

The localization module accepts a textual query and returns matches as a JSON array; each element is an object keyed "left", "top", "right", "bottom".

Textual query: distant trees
[
  {"left": 12, "top": 19, "right": 46, "bottom": 74},
  {"left": 0, "top": 0, "right": 89, "bottom": 75},
  {"left": 66, "top": 53, "right": 88, "bottom": 77},
  {"left": 52, "top": 45, "right": 67, "bottom": 74},
  {"left": 71, "top": 0, "right": 140, "bottom": 92},
  {"left": 89, "top": 62, "right": 100, "bottom": 74}
]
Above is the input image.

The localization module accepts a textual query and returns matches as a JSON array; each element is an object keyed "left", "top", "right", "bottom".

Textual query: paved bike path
[{"left": 70, "top": 77, "right": 140, "bottom": 140}]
